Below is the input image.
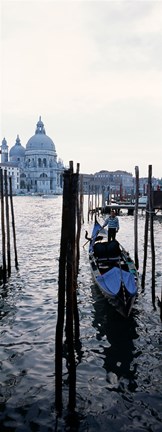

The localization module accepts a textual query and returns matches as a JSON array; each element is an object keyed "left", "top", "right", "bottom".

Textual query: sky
[{"left": 1, "top": 0, "right": 162, "bottom": 178}]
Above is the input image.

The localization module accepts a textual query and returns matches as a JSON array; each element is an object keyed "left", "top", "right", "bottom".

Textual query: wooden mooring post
[
  {"left": 55, "top": 161, "right": 82, "bottom": 414},
  {"left": 87, "top": 184, "right": 101, "bottom": 220},
  {"left": 9, "top": 176, "right": 19, "bottom": 270},
  {"left": 141, "top": 165, "right": 156, "bottom": 311},
  {"left": 0, "top": 168, "right": 7, "bottom": 283},
  {"left": 90, "top": 185, "right": 94, "bottom": 220},
  {"left": 148, "top": 166, "right": 156, "bottom": 309},
  {"left": 87, "top": 184, "right": 91, "bottom": 222},
  {"left": 79, "top": 173, "right": 84, "bottom": 225},
  {"left": 0, "top": 169, "right": 18, "bottom": 283},
  {"left": 4, "top": 170, "right": 11, "bottom": 277},
  {"left": 134, "top": 166, "right": 139, "bottom": 270}
]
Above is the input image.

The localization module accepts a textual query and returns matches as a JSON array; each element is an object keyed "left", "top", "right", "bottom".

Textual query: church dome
[
  {"left": 26, "top": 117, "right": 56, "bottom": 152},
  {"left": 9, "top": 135, "right": 25, "bottom": 157}
]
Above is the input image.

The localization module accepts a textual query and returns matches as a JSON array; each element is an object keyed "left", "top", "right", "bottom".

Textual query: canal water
[{"left": 0, "top": 195, "right": 162, "bottom": 431}]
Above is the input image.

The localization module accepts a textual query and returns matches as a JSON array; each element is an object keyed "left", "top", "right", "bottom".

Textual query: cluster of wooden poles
[
  {"left": 121, "top": 165, "right": 161, "bottom": 320},
  {"left": 55, "top": 162, "right": 161, "bottom": 416},
  {"left": 55, "top": 161, "right": 84, "bottom": 414},
  {"left": 87, "top": 164, "right": 162, "bottom": 320},
  {"left": 0, "top": 168, "right": 18, "bottom": 284},
  {"left": 141, "top": 166, "right": 162, "bottom": 320}
]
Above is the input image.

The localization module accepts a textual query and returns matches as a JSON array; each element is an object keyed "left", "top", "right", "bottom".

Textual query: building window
[{"left": 43, "top": 158, "right": 47, "bottom": 167}]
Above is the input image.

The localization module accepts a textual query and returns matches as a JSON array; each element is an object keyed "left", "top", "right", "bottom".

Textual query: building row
[
  {"left": 1, "top": 117, "right": 161, "bottom": 196},
  {"left": 82, "top": 170, "right": 162, "bottom": 198}
]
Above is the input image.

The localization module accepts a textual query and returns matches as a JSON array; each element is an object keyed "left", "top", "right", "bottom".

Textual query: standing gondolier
[{"left": 102, "top": 209, "right": 119, "bottom": 242}]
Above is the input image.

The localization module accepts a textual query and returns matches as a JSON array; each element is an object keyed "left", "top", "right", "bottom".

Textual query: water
[{"left": 0, "top": 196, "right": 162, "bottom": 431}]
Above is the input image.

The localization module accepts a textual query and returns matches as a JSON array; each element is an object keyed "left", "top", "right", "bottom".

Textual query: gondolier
[{"left": 102, "top": 209, "right": 119, "bottom": 242}]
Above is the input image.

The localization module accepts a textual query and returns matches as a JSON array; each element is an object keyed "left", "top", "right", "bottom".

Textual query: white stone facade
[
  {"left": 0, "top": 163, "right": 20, "bottom": 194},
  {"left": 1, "top": 117, "right": 64, "bottom": 195}
]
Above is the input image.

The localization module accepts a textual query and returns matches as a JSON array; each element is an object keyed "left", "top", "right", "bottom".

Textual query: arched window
[
  {"left": 20, "top": 180, "right": 26, "bottom": 188},
  {"left": 43, "top": 158, "right": 47, "bottom": 167},
  {"left": 40, "top": 173, "right": 47, "bottom": 178}
]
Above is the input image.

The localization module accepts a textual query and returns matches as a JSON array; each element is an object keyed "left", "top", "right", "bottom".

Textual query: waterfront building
[
  {"left": 82, "top": 170, "right": 162, "bottom": 198},
  {"left": 82, "top": 170, "right": 134, "bottom": 197},
  {"left": 0, "top": 117, "right": 64, "bottom": 195},
  {"left": 0, "top": 162, "right": 20, "bottom": 194},
  {"left": 0, "top": 137, "right": 20, "bottom": 194}
]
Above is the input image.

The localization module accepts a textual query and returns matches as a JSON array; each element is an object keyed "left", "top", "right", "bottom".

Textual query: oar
[
  {"left": 83, "top": 233, "right": 92, "bottom": 248},
  {"left": 83, "top": 239, "right": 90, "bottom": 248}
]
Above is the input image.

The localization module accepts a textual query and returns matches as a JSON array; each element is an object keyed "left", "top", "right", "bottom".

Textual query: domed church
[
  {"left": 1, "top": 117, "right": 64, "bottom": 195},
  {"left": 10, "top": 135, "right": 26, "bottom": 166}
]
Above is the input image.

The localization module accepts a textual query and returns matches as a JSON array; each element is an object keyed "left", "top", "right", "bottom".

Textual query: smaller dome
[{"left": 9, "top": 135, "right": 25, "bottom": 157}]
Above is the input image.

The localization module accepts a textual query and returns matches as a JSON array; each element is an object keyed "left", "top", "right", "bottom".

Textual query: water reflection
[{"left": 91, "top": 284, "right": 139, "bottom": 393}]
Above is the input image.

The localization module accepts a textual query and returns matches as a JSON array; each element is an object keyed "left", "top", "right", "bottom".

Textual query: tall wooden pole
[
  {"left": 55, "top": 161, "right": 81, "bottom": 412},
  {"left": 79, "top": 174, "right": 84, "bottom": 225},
  {"left": 94, "top": 185, "right": 97, "bottom": 215},
  {"left": 76, "top": 165, "right": 81, "bottom": 277},
  {"left": 74, "top": 161, "right": 80, "bottom": 315},
  {"left": 97, "top": 185, "right": 100, "bottom": 214},
  {"left": 0, "top": 168, "right": 7, "bottom": 283},
  {"left": 88, "top": 184, "right": 90, "bottom": 222},
  {"left": 4, "top": 170, "right": 11, "bottom": 276},
  {"left": 66, "top": 161, "right": 76, "bottom": 411},
  {"left": 55, "top": 168, "right": 70, "bottom": 413},
  {"left": 9, "top": 176, "right": 18, "bottom": 270},
  {"left": 148, "top": 165, "right": 156, "bottom": 309},
  {"left": 141, "top": 198, "right": 149, "bottom": 292},
  {"left": 91, "top": 185, "right": 94, "bottom": 220},
  {"left": 134, "top": 166, "right": 139, "bottom": 270},
  {"left": 101, "top": 186, "right": 105, "bottom": 214}
]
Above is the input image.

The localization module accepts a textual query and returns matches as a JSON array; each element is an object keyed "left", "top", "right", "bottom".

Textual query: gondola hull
[{"left": 88, "top": 220, "right": 139, "bottom": 318}]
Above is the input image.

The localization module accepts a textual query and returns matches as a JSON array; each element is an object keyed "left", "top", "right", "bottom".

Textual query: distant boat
[
  {"left": 42, "top": 194, "right": 58, "bottom": 199},
  {"left": 131, "top": 196, "right": 147, "bottom": 205},
  {"left": 138, "top": 196, "right": 147, "bottom": 204}
]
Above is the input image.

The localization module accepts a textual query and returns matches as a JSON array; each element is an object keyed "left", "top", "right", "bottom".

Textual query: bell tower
[{"left": 1, "top": 138, "right": 9, "bottom": 163}]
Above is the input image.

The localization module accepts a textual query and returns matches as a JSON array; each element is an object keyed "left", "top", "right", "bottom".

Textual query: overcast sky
[{"left": 1, "top": 0, "right": 162, "bottom": 177}]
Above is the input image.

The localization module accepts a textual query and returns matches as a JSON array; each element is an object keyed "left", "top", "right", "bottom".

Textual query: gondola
[{"left": 86, "top": 219, "right": 139, "bottom": 318}]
